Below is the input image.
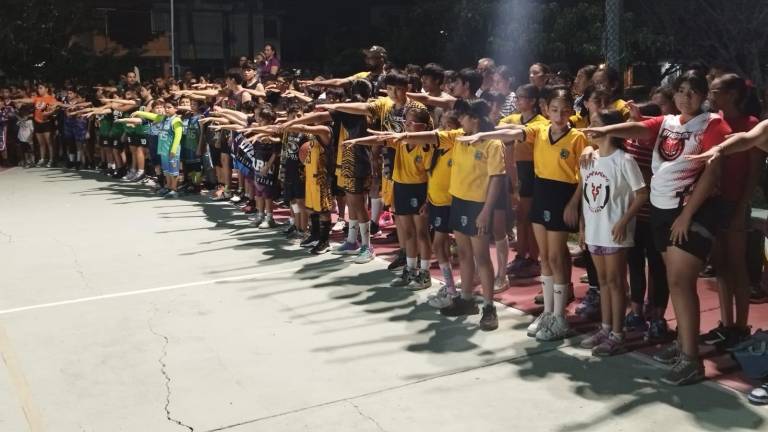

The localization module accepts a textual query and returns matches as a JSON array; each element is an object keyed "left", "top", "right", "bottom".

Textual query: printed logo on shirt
[
  {"left": 415, "top": 155, "right": 423, "bottom": 164},
  {"left": 434, "top": 216, "right": 442, "bottom": 227},
  {"left": 658, "top": 128, "right": 691, "bottom": 161},
  {"left": 474, "top": 151, "right": 483, "bottom": 161},
  {"left": 559, "top": 149, "right": 570, "bottom": 159},
  {"left": 460, "top": 215, "right": 468, "bottom": 227},
  {"left": 583, "top": 171, "right": 610, "bottom": 213},
  {"left": 410, "top": 198, "right": 418, "bottom": 208},
  {"left": 543, "top": 210, "right": 551, "bottom": 222},
  {"left": 447, "top": 159, "right": 453, "bottom": 167}
]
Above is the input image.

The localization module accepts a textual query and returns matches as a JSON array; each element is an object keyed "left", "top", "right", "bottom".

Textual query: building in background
[{"left": 73, "top": 0, "right": 283, "bottom": 77}]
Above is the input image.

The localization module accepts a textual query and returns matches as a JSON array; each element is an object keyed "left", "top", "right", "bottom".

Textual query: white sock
[
  {"left": 420, "top": 258, "right": 430, "bottom": 271},
  {"left": 406, "top": 256, "right": 417, "bottom": 270},
  {"left": 440, "top": 262, "right": 456, "bottom": 292},
  {"left": 68, "top": 153, "right": 75, "bottom": 162},
  {"left": 495, "top": 238, "right": 508, "bottom": 277},
  {"left": 371, "top": 198, "right": 383, "bottom": 222},
  {"left": 266, "top": 212, "right": 273, "bottom": 220},
  {"left": 553, "top": 283, "right": 567, "bottom": 316},
  {"left": 601, "top": 323, "right": 611, "bottom": 331},
  {"left": 542, "top": 275, "right": 555, "bottom": 313},
  {"left": 359, "top": 221, "right": 371, "bottom": 246},
  {"left": 290, "top": 203, "right": 300, "bottom": 224},
  {"left": 136, "top": 169, "right": 144, "bottom": 176},
  {"left": 347, "top": 219, "right": 359, "bottom": 244}
]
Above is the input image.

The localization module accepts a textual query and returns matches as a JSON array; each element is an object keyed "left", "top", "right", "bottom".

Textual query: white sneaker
[
  {"left": 352, "top": 245, "right": 375, "bottom": 264},
  {"left": 427, "top": 286, "right": 456, "bottom": 308},
  {"left": 536, "top": 314, "right": 570, "bottom": 341},
  {"left": 493, "top": 276, "right": 510, "bottom": 294},
  {"left": 407, "top": 269, "right": 432, "bottom": 291},
  {"left": 332, "top": 220, "right": 346, "bottom": 232},
  {"left": 36, "top": 159, "right": 45, "bottom": 167},
  {"left": 259, "top": 217, "right": 278, "bottom": 229},
  {"left": 331, "top": 241, "right": 360, "bottom": 256},
  {"left": 250, "top": 215, "right": 264, "bottom": 226},
  {"left": 122, "top": 171, "right": 136, "bottom": 181},
  {"left": 527, "top": 312, "right": 551, "bottom": 337}
]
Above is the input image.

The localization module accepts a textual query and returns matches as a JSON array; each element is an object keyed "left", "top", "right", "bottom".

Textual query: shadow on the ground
[{"left": 38, "top": 167, "right": 766, "bottom": 431}]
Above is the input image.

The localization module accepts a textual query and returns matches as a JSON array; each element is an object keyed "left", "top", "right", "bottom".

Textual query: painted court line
[
  {"left": 0, "top": 322, "right": 44, "bottom": 432},
  {"left": 0, "top": 267, "right": 301, "bottom": 316}
]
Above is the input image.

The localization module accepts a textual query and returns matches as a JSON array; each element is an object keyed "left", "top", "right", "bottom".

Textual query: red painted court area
[{"left": 331, "top": 213, "right": 768, "bottom": 394}]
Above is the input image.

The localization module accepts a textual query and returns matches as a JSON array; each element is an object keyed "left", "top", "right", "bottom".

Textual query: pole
[
  {"left": 170, "top": 0, "right": 176, "bottom": 79},
  {"left": 605, "top": 0, "right": 621, "bottom": 70}
]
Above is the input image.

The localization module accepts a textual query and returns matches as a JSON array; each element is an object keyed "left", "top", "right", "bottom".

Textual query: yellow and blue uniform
[
  {"left": 523, "top": 123, "right": 587, "bottom": 232},
  {"left": 436, "top": 129, "right": 506, "bottom": 236},
  {"left": 391, "top": 141, "right": 431, "bottom": 215}
]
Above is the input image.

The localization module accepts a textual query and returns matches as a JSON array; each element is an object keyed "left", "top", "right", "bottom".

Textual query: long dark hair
[
  {"left": 516, "top": 83, "right": 541, "bottom": 115},
  {"left": 465, "top": 99, "right": 495, "bottom": 132},
  {"left": 595, "top": 109, "right": 626, "bottom": 150}
]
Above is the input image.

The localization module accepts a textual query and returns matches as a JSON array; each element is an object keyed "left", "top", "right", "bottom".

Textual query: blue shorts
[{"left": 161, "top": 153, "right": 180, "bottom": 176}]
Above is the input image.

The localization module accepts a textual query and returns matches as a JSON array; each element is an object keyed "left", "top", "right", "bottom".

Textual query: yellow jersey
[
  {"left": 498, "top": 113, "right": 548, "bottom": 162},
  {"left": 523, "top": 124, "right": 586, "bottom": 184},
  {"left": 427, "top": 129, "right": 460, "bottom": 206},
  {"left": 367, "top": 97, "right": 433, "bottom": 133},
  {"left": 392, "top": 141, "right": 431, "bottom": 184},
  {"left": 612, "top": 99, "right": 631, "bottom": 120},
  {"left": 437, "top": 129, "right": 505, "bottom": 203}
]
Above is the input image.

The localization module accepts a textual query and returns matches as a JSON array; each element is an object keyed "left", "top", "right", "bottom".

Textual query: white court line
[{"left": 0, "top": 267, "right": 301, "bottom": 316}]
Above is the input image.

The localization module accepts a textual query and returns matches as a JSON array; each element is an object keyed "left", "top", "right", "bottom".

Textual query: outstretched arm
[
  {"left": 280, "top": 111, "right": 333, "bottom": 130},
  {"left": 405, "top": 92, "right": 455, "bottom": 110},
  {"left": 458, "top": 129, "right": 525, "bottom": 144},
  {"left": 318, "top": 102, "right": 368, "bottom": 116},
  {"left": 582, "top": 121, "right": 652, "bottom": 141}
]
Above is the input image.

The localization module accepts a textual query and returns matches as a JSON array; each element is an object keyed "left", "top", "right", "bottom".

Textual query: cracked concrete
[
  {"left": 53, "top": 237, "right": 95, "bottom": 293},
  {"left": 1, "top": 168, "right": 767, "bottom": 432},
  {"left": 349, "top": 401, "right": 386, "bottom": 432},
  {"left": 149, "top": 312, "right": 195, "bottom": 432}
]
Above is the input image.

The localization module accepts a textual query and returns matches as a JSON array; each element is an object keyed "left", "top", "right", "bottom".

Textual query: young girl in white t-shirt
[{"left": 579, "top": 109, "right": 648, "bottom": 356}]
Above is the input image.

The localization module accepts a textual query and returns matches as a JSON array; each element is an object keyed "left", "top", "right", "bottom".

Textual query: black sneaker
[
  {"left": 750, "top": 285, "right": 768, "bottom": 304},
  {"left": 699, "top": 264, "right": 716, "bottom": 278},
  {"left": 479, "top": 304, "right": 499, "bottom": 331},
  {"left": 310, "top": 240, "right": 330, "bottom": 255},
  {"left": 370, "top": 220, "right": 380, "bottom": 235},
  {"left": 645, "top": 318, "right": 672, "bottom": 342},
  {"left": 387, "top": 250, "right": 406, "bottom": 271},
  {"left": 700, "top": 321, "right": 728, "bottom": 345},
  {"left": 283, "top": 224, "right": 298, "bottom": 236},
  {"left": 300, "top": 235, "right": 319, "bottom": 248},
  {"left": 440, "top": 296, "right": 479, "bottom": 317},
  {"left": 661, "top": 354, "right": 704, "bottom": 386},
  {"left": 717, "top": 326, "right": 751, "bottom": 351}
]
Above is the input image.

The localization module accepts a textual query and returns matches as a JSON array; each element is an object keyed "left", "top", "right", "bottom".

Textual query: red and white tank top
[{"left": 642, "top": 112, "right": 730, "bottom": 209}]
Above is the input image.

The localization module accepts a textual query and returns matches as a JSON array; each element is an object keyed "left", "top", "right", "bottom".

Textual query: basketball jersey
[{"left": 642, "top": 113, "right": 730, "bottom": 209}]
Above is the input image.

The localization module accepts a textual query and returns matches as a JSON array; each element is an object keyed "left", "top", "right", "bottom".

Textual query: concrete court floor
[{"left": 0, "top": 166, "right": 766, "bottom": 432}]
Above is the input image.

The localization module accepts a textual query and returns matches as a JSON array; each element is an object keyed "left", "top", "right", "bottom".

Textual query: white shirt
[
  {"left": 581, "top": 148, "right": 646, "bottom": 247},
  {"left": 17, "top": 118, "right": 33, "bottom": 143}
]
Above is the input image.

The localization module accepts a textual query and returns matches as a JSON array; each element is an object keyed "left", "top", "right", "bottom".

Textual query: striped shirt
[
  {"left": 500, "top": 92, "right": 518, "bottom": 117},
  {"left": 623, "top": 137, "right": 653, "bottom": 220}
]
